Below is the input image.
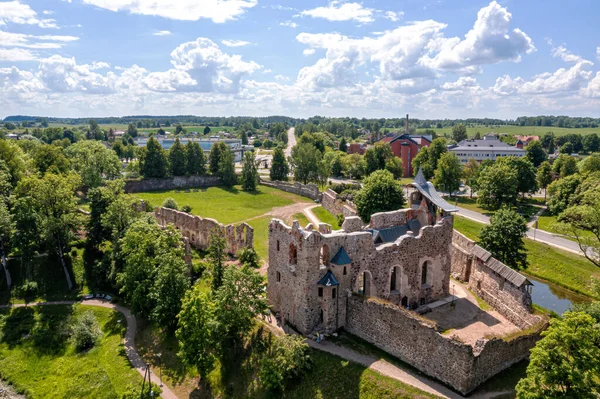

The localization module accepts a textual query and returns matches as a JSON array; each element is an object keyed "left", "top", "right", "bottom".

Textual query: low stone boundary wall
[
  {"left": 124, "top": 176, "right": 221, "bottom": 193},
  {"left": 259, "top": 179, "right": 322, "bottom": 201},
  {"left": 321, "top": 189, "right": 357, "bottom": 218},
  {"left": 154, "top": 207, "right": 253, "bottom": 255},
  {"left": 346, "top": 295, "right": 542, "bottom": 395},
  {"left": 451, "top": 230, "right": 540, "bottom": 329}
]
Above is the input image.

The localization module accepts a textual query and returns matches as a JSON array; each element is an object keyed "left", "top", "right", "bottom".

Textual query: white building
[{"left": 448, "top": 134, "right": 526, "bottom": 164}]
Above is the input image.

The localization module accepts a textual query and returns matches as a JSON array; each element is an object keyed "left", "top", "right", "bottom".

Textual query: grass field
[
  {"left": 133, "top": 185, "right": 306, "bottom": 225},
  {"left": 0, "top": 305, "right": 142, "bottom": 398},
  {"left": 292, "top": 212, "right": 310, "bottom": 227},
  {"left": 312, "top": 206, "right": 342, "bottom": 229},
  {"left": 455, "top": 196, "right": 540, "bottom": 220},
  {"left": 453, "top": 216, "right": 600, "bottom": 299},
  {"left": 414, "top": 125, "right": 600, "bottom": 138}
]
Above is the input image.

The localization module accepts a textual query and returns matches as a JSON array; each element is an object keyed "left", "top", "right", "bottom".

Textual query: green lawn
[
  {"left": 291, "top": 212, "right": 310, "bottom": 227},
  {"left": 0, "top": 305, "right": 143, "bottom": 398},
  {"left": 312, "top": 206, "right": 342, "bottom": 229},
  {"left": 453, "top": 216, "right": 600, "bottom": 299},
  {"left": 133, "top": 185, "right": 307, "bottom": 225},
  {"left": 245, "top": 216, "right": 273, "bottom": 262},
  {"left": 454, "top": 196, "right": 540, "bottom": 220}
]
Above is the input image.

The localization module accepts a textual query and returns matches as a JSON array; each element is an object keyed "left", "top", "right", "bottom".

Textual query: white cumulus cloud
[
  {"left": 153, "top": 30, "right": 171, "bottom": 36},
  {"left": 80, "top": 0, "right": 258, "bottom": 23},
  {"left": 221, "top": 39, "right": 252, "bottom": 47},
  {"left": 423, "top": 1, "right": 535, "bottom": 71},
  {"left": 300, "top": 1, "right": 375, "bottom": 23},
  {"left": 0, "top": 1, "right": 58, "bottom": 28},
  {"left": 279, "top": 20, "right": 298, "bottom": 28}
]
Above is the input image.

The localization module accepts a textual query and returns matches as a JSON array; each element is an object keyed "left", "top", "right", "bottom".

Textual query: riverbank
[{"left": 453, "top": 216, "right": 599, "bottom": 303}]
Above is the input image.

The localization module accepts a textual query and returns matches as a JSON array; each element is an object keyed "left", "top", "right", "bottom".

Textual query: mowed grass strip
[
  {"left": 0, "top": 305, "right": 141, "bottom": 398},
  {"left": 453, "top": 216, "right": 600, "bottom": 299},
  {"left": 133, "top": 184, "right": 307, "bottom": 225},
  {"left": 312, "top": 206, "right": 342, "bottom": 229}
]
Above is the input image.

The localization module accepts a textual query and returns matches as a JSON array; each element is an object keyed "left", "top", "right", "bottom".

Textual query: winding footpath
[{"left": 0, "top": 300, "right": 178, "bottom": 399}]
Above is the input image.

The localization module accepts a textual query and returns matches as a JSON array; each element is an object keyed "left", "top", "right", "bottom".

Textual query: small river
[{"left": 527, "top": 275, "right": 592, "bottom": 314}]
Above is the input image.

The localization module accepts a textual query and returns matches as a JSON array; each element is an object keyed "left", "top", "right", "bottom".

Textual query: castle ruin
[{"left": 267, "top": 169, "right": 544, "bottom": 394}]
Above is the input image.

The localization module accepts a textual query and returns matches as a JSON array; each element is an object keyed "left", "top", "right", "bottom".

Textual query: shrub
[
  {"left": 336, "top": 214, "right": 345, "bottom": 227},
  {"left": 18, "top": 281, "right": 38, "bottom": 301},
  {"left": 180, "top": 204, "right": 192, "bottom": 213},
  {"left": 238, "top": 247, "right": 260, "bottom": 268},
  {"left": 329, "top": 182, "right": 361, "bottom": 194},
  {"left": 259, "top": 334, "right": 311, "bottom": 391},
  {"left": 162, "top": 197, "right": 178, "bottom": 210},
  {"left": 143, "top": 200, "right": 154, "bottom": 212},
  {"left": 71, "top": 311, "right": 102, "bottom": 352}
]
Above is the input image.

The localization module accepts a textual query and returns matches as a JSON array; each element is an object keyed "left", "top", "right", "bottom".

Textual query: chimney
[{"left": 405, "top": 114, "right": 409, "bottom": 134}]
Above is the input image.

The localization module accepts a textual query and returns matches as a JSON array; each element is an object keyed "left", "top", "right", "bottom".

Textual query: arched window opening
[
  {"left": 390, "top": 266, "right": 401, "bottom": 293},
  {"left": 276, "top": 271, "right": 281, "bottom": 282},
  {"left": 276, "top": 240, "right": 280, "bottom": 251},
  {"left": 358, "top": 272, "right": 371, "bottom": 296},
  {"left": 343, "top": 266, "right": 347, "bottom": 275},
  {"left": 319, "top": 244, "right": 330, "bottom": 266},
  {"left": 289, "top": 243, "right": 297, "bottom": 265},
  {"left": 421, "top": 261, "right": 431, "bottom": 286}
]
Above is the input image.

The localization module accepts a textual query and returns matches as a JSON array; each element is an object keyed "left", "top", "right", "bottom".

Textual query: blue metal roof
[
  {"left": 330, "top": 247, "right": 352, "bottom": 265},
  {"left": 410, "top": 168, "right": 458, "bottom": 213},
  {"left": 317, "top": 270, "right": 340, "bottom": 286}
]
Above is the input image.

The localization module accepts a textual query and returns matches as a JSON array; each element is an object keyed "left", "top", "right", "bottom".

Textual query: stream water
[{"left": 527, "top": 275, "right": 591, "bottom": 314}]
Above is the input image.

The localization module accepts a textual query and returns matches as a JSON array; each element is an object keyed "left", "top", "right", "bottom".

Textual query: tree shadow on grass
[
  {"left": 220, "top": 186, "right": 240, "bottom": 195},
  {"left": 31, "top": 304, "right": 74, "bottom": 355},
  {"left": 103, "top": 310, "right": 127, "bottom": 337},
  {"left": 1, "top": 307, "right": 35, "bottom": 348}
]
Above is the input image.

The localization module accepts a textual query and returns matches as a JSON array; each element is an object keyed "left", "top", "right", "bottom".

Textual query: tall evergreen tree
[
  {"left": 241, "top": 130, "right": 249, "bottom": 145},
  {"left": 218, "top": 147, "right": 236, "bottom": 187},
  {"left": 339, "top": 137, "right": 348, "bottom": 152},
  {"left": 209, "top": 142, "right": 228, "bottom": 175},
  {"left": 185, "top": 141, "right": 206, "bottom": 175},
  {"left": 169, "top": 138, "right": 187, "bottom": 176},
  {"left": 270, "top": 147, "right": 289, "bottom": 181},
  {"left": 240, "top": 151, "right": 258, "bottom": 191},
  {"left": 141, "top": 136, "right": 169, "bottom": 178}
]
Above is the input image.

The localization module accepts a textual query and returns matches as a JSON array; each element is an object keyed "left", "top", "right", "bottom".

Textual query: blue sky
[{"left": 1, "top": 0, "right": 599, "bottom": 119}]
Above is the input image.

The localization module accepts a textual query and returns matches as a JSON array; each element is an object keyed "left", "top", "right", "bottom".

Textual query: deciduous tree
[
  {"left": 526, "top": 141, "right": 547, "bottom": 167},
  {"left": 479, "top": 207, "right": 527, "bottom": 269},
  {"left": 452, "top": 124, "right": 467, "bottom": 142},
  {"left": 65, "top": 140, "right": 121, "bottom": 188},
  {"left": 433, "top": 153, "right": 462, "bottom": 195},
  {"left": 462, "top": 158, "right": 481, "bottom": 198},
  {"left": 208, "top": 228, "right": 227, "bottom": 292},
  {"left": 516, "top": 312, "right": 600, "bottom": 399},
  {"left": 290, "top": 143, "right": 322, "bottom": 184},
  {"left": 476, "top": 162, "right": 519, "bottom": 209},
  {"left": 537, "top": 161, "right": 553, "bottom": 200},
  {"left": 355, "top": 170, "right": 405, "bottom": 222}
]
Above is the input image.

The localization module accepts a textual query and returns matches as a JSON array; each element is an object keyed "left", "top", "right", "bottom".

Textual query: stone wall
[
  {"left": 259, "top": 179, "right": 322, "bottom": 201},
  {"left": 124, "top": 176, "right": 221, "bottom": 193},
  {"left": 451, "top": 230, "right": 540, "bottom": 329},
  {"left": 154, "top": 207, "right": 253, "bottom": 255},
  {"left": 321, "top": 189, "right": 358, "bottom": 218},
  {"left": 346, "top": 295, "right": 542, "bottom": 395}
]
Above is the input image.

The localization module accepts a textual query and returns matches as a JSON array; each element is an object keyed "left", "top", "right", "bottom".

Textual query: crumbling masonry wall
[
  {"left": 451, "top": 231, "right": 540, "bottom": 329},
  {"left": 154, "top": 207, "right": 253, "bottom": 255},
  {"left": 259, "top": 179, "right": 322, "bottom": 201},
  {"left": 321, "top": 189, "right": 358, "bottom": 218},
  {"left": 346, "top": 295, "right": 543, "bottom": 395}
]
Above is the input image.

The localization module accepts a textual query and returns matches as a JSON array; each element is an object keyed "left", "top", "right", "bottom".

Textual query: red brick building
[{"left": 380, "top": 134, "right": 432, "bottom": 177}]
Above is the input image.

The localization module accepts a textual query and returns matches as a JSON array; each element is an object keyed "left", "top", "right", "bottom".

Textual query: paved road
[
  {"left": 0, "top": 300, "right": 178, "bottom": 399},
  {"left": 455, "top": 206, "right": 585, "bottom": 256},
  {"left": 285, "top": 127, "right": 296, "bottom": 157}
]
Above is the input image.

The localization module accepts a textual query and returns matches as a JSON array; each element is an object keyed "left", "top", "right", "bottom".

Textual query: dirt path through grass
[{"left": 0, "top": 300, "right": 178, "bottom": 399}]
